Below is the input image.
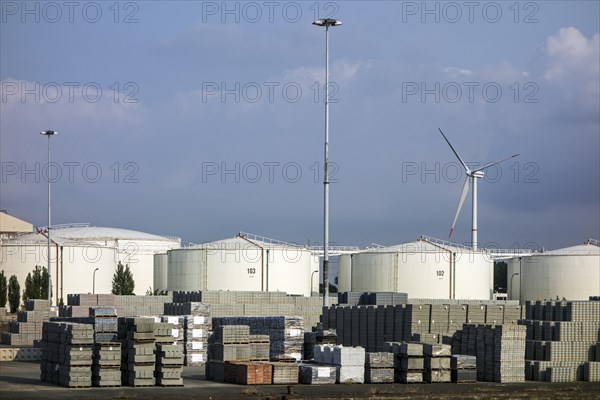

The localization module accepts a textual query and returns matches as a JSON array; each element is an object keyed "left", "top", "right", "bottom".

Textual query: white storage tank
[
  {"left": 0, "top": 224, "right": 181, "bottom": 305},
  {"left": 507, "top": 240, "right": 600, "bottom": 301},
  {"left": 165, "top": 234, "right": 318, "bottom": 296},
  {"left": 339, "top": 238, "right": 493, "bottom": 300},
  {"left": 153, "top": 253, "right": 169, "bottom": 294}
]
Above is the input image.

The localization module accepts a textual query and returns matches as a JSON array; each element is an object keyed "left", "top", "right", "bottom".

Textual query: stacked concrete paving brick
[
  {"left": 2, "top": 299, "right": 50, "bottom": 346},
  {"left": 314, "top": 345, "right": 366, "bottom": 383},
  {"left": 524, "top": 300, "right": 600, "bottom": 382},
  {"left": 173, "top": 290, "right": 334, "bottom": 331},
  {"left": 303, "top": 326, "right": 337, "bottom": 360},
  {"left": 364, "top": 352, "right": 394, "bottom": 383},
  {"left": 424, "top": 343, "right": 451, "bottom": 383},
  {"left": 269, "top": 361, "right": 299, "bottom": 384},
  {"left": 90, "top": 307, "right": 119, "bottom": 343},
  {"left": 461, "top": 323, "right": 526, "bottom": 382},
  {"left": 64, "top": 294, "right": 171, "bottom": 317},
  {"left": 155, "top": 343, "right": 184, "bottom": 386},
  {"left": 118, "top": 317, "right": 156, "bottom": 386},
  {"left": 451, "top": 354, "right": 477, "bottom": 383},
  {"left": 398, "top": 342, "right": 425, "bottom": 383},
  {"left": 40, "top": 321, "right": 94, "bottom": 387},
  {"left": 206, "top": 325, "right": 271, "bottom": 382},
  {"left": 163, "top": 302, "right": 211, "bottom": 365},
  {"left": 212, "top": 316, "right": 304, "bottom": 360},
  {"left": 324, "top": 300, "right": 522, "bottom": 352},
  {"left": 92, "top": 342, "right": 121, "bottom": 387}
]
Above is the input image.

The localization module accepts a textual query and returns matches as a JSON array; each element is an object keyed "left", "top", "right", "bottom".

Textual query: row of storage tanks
[{"left": 1, "top": 225, "right": 598, "bottom": 304}]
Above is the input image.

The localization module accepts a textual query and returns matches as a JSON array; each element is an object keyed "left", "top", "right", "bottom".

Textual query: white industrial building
[
  {"left": 156, "top": 233, "right": 319, "bottom": 297},
  {"left": 0, "top": 224, "right": 180, "bottom": 305},
  {"left": 507, "top": 239, "right": 600, "bottom": 301},
  {"left": 338, "top": 237, "right": 494, "bottom": 300}
]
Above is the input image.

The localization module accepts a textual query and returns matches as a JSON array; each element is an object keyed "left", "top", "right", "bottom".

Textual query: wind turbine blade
[
  {"left": 438, "top": 128, "right": 469, "bottom": 172},
  {"left": 472, "top": 154, "right": 520, "bottom": 173},
  {"left": 449, "top": 177, "right": 470, "bottom": 238}
]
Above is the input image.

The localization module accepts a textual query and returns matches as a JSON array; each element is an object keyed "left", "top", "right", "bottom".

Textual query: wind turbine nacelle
[{"left": 473, "top": 171, "right": 484, "bottom": 178}]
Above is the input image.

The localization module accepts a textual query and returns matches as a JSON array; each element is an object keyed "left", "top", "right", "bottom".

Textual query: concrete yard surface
[{"left": 2, "top": 361, "right": 600, "bottom": 399}]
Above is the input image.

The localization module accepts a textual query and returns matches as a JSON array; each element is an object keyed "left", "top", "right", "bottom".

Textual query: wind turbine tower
[{"left": 437, "top": 128, "right": 519, "bottom": 251}]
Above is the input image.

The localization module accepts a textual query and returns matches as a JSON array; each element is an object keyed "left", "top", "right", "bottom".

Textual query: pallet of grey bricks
[
  {"left": 463, "top": 323, "right": 526, "bottom": 383},
  {"left": 206, "top": 325, "right": 270, "bottom": 381},
  {"left": 118, "top": 317, "right": 156, "bottom": 387},
  {"left": 92, "top": 342, "right": 121, "bottom": 387},
  {"left": 3, "top": 299, "right": 51, "bottom": 346},
  {"left": 163, "top": 302, "right": 211, "bottom": 365},
  {"left": 451, "top": 355, "right": 477, "bottom": 383},
  {"left": 365, "top": 351, "right": 394, "bottom": 383},
  {"left": 423, "top": 343, "right": 451, "bottom": 383},
  {"left": 269, "top": 361, "right": 299, "bottom": 384},
  {"left": 397, "top": 342, "right": 425, "bottom": 383},
  {"left": 155, "top": 343, "right": 184, "bottom": 386},
  {"left": 40, "top": 321, "right": 94, "bottom": 387},
  {"left": 212, "top": 316, "right": 304, "bottom": 360},
  {"left": 90, "top": 307, "right": 119, "bottom": 343},
  {"left": 303, "top": 326, "right": 337, "bottom": 361},
  {"left": 523, "top": 300, "right": 600, "bottom": 382},
  {"left": 63, "top": 294, "right": 125, "bottom": 318}
]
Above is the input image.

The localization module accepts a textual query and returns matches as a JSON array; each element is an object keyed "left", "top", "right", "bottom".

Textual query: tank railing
[
  {"left": 309, "top": 245, "right": 362, "bottom": 255},
  {"left": 37, "top": 223, "right": 91, "bottom": 230},
  {"left": 236, "top": 231, "right": 303, "bottom": 248},
  {"left": 419, "top": 235, "right": 473, "bottom": 250},
  {"left": 586, "top": 238, "right": 600, "bottom": 246}
]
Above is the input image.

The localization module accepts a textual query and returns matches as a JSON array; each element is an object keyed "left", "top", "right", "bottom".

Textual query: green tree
[
  {"left": 111, "top": 262, "right": 135, "bottom": 295},
  {"left": 494, "top": 261, "right": 508, "bottom": 292},
  {"left": 8, "top": 275, "right": 20, "bottom": 313},
  {"left": 22, "top": 265, "right": 49, "bottom": 303},
  {"left": 0, "top": 270, "right": 7, "bottom": 308}
]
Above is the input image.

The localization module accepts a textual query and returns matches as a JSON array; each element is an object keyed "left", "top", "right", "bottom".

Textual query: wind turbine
[{"left": 437, "top": 128, "right": 519, "bottom": 251}]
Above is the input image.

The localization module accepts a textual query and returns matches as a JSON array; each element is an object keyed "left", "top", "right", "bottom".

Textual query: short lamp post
[
  {"left": 93, "top": 268, "right": 99, "bottom": 294},
  {"left": 510, "top": 272, "right": 520, "bottom": 301},
  {"left": 310, "top": 270, "right": 319, "bottom": 297}
]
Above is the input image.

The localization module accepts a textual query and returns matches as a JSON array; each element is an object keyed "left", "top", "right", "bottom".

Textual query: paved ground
[{"left": 2, "top": 361, "right": 600, "bottom": 399}]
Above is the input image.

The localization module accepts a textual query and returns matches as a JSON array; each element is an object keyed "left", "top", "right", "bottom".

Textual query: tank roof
[{"left": 3, "top": 225, "right": 180, "bottom": 245}]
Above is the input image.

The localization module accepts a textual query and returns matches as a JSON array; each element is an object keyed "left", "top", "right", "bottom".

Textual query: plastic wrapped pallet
[
  {"left": 298, "top": 364, "right": 337, "bottom": 384},
  {"left": 365, "top": 367, "right": 394, "bottom": 383}
]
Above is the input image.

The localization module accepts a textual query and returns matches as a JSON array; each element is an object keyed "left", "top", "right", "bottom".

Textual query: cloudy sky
[{"left": 1, "top": 1, "right": 598, "bottom": 251}]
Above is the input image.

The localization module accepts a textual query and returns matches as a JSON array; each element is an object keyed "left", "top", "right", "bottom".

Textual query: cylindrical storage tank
[
  {"left": 0, "top": 225, "right": 181, "bottom": 305},
  {"left": 338, "top": 254, "right": 352, "bottom": 293},
  {"left": 153, "top": 253, "right": 168, "bottom": 293},
  {"left": 348, "top": 239, "right": 492, "bottom": 300},
  {"left": 0, "top": 239, "right": 117, "bottom": 305},
  {"left": 166, "top": 236, "right": 315, "bottom": 296},
  {"left": 507, "top": 242, "right": 600, "bottom": 301}
]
